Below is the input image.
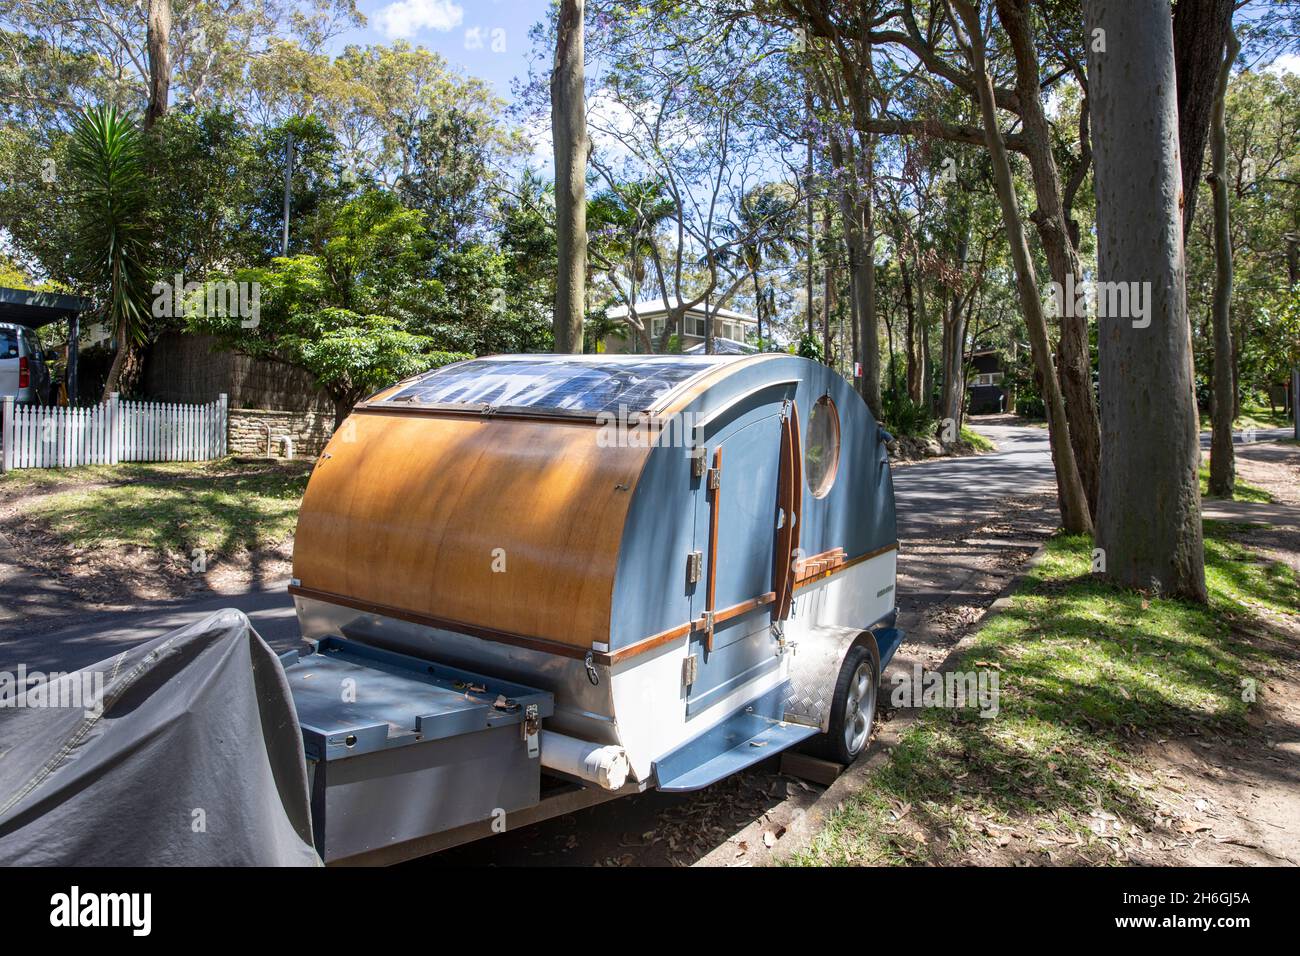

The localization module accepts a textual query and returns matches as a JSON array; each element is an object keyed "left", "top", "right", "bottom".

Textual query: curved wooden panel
[{"left": 293, "top": 410, "right": 652, "bottom": 649}]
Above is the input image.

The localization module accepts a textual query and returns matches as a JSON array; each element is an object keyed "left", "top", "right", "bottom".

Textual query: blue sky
[
  {"left": 335, "top": 0, "right": 551, "bottom": 98},
  {"left": 333, "top": 1, "right": 1298, "bottom": 101}
]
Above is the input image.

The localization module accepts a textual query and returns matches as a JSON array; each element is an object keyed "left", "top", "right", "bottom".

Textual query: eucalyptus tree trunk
[
  {"left": 1207, "top": 29, "right": 1239, "bottom": 498},
  {"left": 829, "top": 133, "right": 881, "bottom": 416},
  {"left": 145, "top": 0, "right": 171, "bottom": 130},
  {"left": 939, "top": 295, "right": 968, "bottom": 435},
  {"left": 1173, "top": 0, "right": 1236, "bottom": 235},
  {"left": 920, "top": 276, "right": 934, "bottom": 415},
  {"left": 953, "top": 0, "right": 1093, "bottom": 535},
  {"left": 821, "top": 202, "right": 834, "bottom": 362},
  {"left": 997, "top": 0, "right": 1101, "bottom": 517},
  {"left": 901, "top": 259, "right": 921, "bottom": 403},
  {"left": 939, "top": 226, "right": 970, "bottom": 435},
  {"left": 859, "top": 144, "right": 880, "bottom": 417},
  {"left": 1086, "top": 0, "right": 1206, "bottom": 600},
  {"left": 551, "top": 0, "right": 587, "bottom": 353}
]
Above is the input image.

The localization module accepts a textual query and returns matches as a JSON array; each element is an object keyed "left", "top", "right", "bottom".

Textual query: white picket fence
[{"left": 1, "top": 393, "right": 228, "bottom": 472}]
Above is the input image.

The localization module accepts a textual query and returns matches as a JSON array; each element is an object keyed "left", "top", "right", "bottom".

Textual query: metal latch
[
  {"left": 682, "top": 654, "right": 698, "bottom": 688},
  {"left": 686, "top": 550, "right": 703, "bottom": 583},
  {"left": 522, "top": 703, "right": 540, "bottom": 758}
]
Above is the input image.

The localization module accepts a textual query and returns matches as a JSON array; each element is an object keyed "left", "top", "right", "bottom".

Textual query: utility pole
[{"left": 282, "top": 131, "right": 293, "bottom": 257}]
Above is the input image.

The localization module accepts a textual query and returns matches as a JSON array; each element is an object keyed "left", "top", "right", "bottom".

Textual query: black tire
[{"left": 808, "top": 638, "right": 880, "bottom": 765}]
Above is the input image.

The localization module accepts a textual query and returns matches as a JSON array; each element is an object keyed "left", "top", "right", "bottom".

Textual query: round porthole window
[{"left": 806, "top": 395, "right": 840, "bottom": 498}]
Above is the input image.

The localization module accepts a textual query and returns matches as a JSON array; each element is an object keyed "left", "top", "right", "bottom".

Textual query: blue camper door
[{"left": 685, "top": 392, "right": 797, "bottom": 718}]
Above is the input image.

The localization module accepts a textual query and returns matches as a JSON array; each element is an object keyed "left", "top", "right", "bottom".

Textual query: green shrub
[{"left": 881, "top": 391, "right": 934, "bottom": 438}]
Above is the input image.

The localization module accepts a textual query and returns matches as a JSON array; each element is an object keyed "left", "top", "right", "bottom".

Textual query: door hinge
[
  {"left": 698, "top": 609, "right": 716, "bottom": 650},
  {"left": 686, "top": 550, "right": 703, "bottom": 583},
  {"left": 707, "top": 463, "right": 722, "bottom": 490},
  {"left": 692, "top": 446, "right": 708, "bottom": 478},
  {"left": 682, "top": 654, "right": 698, "bottom": 688}
]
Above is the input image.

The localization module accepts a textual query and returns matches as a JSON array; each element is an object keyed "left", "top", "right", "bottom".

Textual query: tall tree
[
  {"left": 787, "top": 0, "right": 1102, "bottom": 515},
  {"left": 144, "top": 0, "right": 172, "bottom": 130},
  {"left": 1173, "top": 0, "right": 1236, "bottom": 235},
  {"left": 995, "top": 0, "right": 1102, "bottom": 515},
  {"left": 952, "top": 0, "right": 1093, "bottom": 534},
  {"left": 1086, "top": 0, "right": 1206, "bottom": 600},
  {"left": 1207, "top": 28, "right": 1240, "bottom": 497},
  {"left": 552, "top": 0, "right": 588, "bottom": 353}
]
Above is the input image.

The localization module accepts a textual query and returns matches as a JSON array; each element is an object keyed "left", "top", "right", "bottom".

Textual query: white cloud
[
  {"left": 1266, "top": 52, "right": 1300, "bottom": 76},
  {"left": 377, "top": 0, "right": 464, "bottom": 40}
]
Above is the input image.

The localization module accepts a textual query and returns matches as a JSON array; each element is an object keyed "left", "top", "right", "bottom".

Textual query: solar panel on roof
[{"left": 377, "top": 356, "right": 739, "bottom": 415}]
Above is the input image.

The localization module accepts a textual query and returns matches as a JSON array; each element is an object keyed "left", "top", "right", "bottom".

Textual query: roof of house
[
  {"left": 685, "top": 337, "right": 758, "bottom": 355},
  {"left": 606, "top": 297, "right": 756, "bottom": 325}
]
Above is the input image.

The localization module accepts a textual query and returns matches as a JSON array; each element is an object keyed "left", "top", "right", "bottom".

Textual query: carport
[{"left": 0, "top": 287, "right": 93, "bottom": 403}]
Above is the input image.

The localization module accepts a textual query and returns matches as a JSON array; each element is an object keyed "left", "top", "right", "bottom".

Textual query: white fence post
[
  {"left": 1, "top": 395, "right": 13, "bottom": 474},
  {"left": 218, "top": 393, "right": 229, "bottom": 457},
  {"left": 108, "top": 392, "right": 121, "bottom": 465}
]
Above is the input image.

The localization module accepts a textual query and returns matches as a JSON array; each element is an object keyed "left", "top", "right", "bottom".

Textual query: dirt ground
[
  {"left": 1150, "top": 440, "right": 1300, "bottom": 866},
  {"left": 2, "top": 491, "right": 293, "bottom": 605},
  {"left": 0, "top": 462, "right": 303, "bottom": 632}
]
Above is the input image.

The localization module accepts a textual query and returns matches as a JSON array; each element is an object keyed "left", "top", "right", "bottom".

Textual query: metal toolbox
[{"left": 283, "top": 637, "right": 554, "bottom": 863}]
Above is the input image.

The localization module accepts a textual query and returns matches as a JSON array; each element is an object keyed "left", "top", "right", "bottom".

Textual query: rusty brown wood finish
[
  {"left": 794, "top": 546, "right": 846, "bottom": 584},
  {"left": 292, "top": 408, "right": 652, "bottom": 650}
]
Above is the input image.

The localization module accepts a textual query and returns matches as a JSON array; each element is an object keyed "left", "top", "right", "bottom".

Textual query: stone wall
[{"left": 228, "top": 407, "right": 334, "bottom": 459}]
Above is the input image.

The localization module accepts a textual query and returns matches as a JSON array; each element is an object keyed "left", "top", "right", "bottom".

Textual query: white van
[{"left": 0, "top": 322, "right": 52, "bottom": 405}]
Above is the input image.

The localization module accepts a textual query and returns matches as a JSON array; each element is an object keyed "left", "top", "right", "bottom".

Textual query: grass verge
[
  {"left": 960, "top": 426, "right": 996, "bottom": 452},
  {"left": 790, "top": 521, "right": 1299, "bottom": 866},
  {"left": 1199, "top": 402, "right": 1293, "bottom": 432},
  {"left": 4, "top": 458, "right": 312, "bottom": 558},
  {"left": 1198, "top": 463, "right": 1273, "bottom": 503}
]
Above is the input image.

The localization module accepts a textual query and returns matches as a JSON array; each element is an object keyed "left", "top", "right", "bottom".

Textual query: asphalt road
[{"left": 893, "top": 421, "right": 1056, "bottom": 539}]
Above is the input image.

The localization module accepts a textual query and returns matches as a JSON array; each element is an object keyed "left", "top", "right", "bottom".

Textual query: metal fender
[{"left": 781, "top": 618, "right": 902, "bottom": 732}]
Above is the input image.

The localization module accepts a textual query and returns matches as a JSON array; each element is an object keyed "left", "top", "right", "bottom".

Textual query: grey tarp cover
[{"left": 0, "top": 608, "right": 320, "bottom": 865}]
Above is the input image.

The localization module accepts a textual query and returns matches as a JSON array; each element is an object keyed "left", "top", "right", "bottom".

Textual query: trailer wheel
[{"left": 811, "top": 638, "right": 879, "bottom": 765}]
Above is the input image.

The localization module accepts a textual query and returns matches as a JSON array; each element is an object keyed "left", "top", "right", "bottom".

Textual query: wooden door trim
[
  {"left": 704, "top": 445, "right": 722, "bottom": 650},
  {"left": 773, "top": 402, "right": 802, "bottom": 620}
]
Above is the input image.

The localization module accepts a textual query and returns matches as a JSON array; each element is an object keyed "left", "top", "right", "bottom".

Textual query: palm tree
[
  {"left": 725, "top": 183, "right": 797, "bottom": 350},
  {"left": 67, "top": 106, "right": 152, "bottom": 399},
  {"left": 588, "top": 179, "right": 675, "bottom": 350}
]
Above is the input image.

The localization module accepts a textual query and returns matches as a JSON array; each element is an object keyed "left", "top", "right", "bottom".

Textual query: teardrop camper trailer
[{"left": 285, "top": 353, "right": 903, "bottom": 862}]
